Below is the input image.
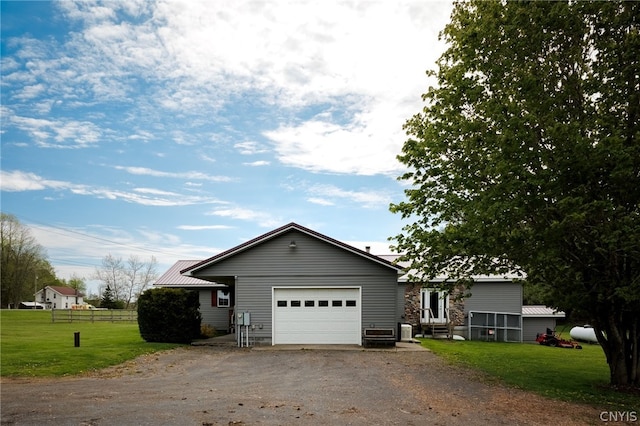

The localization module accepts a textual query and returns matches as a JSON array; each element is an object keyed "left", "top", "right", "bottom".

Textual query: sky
[{"left": 1, "top": 0, "right": 453, "bottom": 295}]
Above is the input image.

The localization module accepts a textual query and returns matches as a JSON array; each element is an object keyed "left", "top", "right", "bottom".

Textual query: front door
[{"left": 420, "top": 289, "right": 449, "bottom": 324}]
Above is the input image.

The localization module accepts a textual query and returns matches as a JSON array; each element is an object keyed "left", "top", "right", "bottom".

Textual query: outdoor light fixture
[{"left": 289, "top": 240, "right": 297, "bottom": 248}]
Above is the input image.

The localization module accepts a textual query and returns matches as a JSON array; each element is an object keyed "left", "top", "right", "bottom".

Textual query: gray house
[
  {"left": 156, "top": 223, "right": 404, "bottom": 345},
  {"left": 156, "top": 223, "right": 559, "bottom": 345},
  {"left": 393, "top": 260, "right": 564, "bottom": 342}
]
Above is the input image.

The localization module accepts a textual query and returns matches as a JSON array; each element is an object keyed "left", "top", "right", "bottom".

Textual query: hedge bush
[{"left": 137, "top": 288, "right": 201, "bottom": 343}]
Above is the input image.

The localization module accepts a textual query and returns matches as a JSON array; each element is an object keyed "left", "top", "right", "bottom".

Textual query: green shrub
[{"left": 137, "top": 288, "right": 201, "bottom": 343}]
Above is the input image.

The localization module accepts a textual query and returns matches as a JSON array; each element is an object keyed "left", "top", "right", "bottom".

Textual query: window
[
  {"left": 346, "top": 300, "right": 357, "bottom": 307},
  {"left": 332, "top": 300, "right": 342, "bottom": 307},
  {"left": 217, "top": 290, "right": 230, "bottom": 308},
  {"left": 291, "top": 300, "right": 301, "bottom": 307},
  {"left": 277, "top": 300, "right": 287, "bottom": 307},
  {"left": 318, "top": 300, "right": 329, "bottom": 307},
  {"left": 304, "top": 300, "right": 315, "bottom": 307}
]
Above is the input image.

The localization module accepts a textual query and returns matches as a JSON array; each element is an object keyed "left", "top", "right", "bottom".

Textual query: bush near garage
[{"left": 137, "top": 288, "right": 201, "bottom": 343}]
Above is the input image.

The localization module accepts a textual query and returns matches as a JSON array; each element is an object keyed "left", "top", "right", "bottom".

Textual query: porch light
[{"left": 289, "top": 240, "right": 297, "bottom": 248}]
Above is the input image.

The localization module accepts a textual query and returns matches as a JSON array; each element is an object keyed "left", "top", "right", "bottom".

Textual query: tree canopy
[
  {"left": 391, "top": 1, "right": 639, "bottom": 387},
  {"left": 1, "top": 213, "right": 50, "bottom": 307}
]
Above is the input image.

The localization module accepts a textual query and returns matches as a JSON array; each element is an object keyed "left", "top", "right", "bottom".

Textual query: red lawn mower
[{"left": 536, "top": 328, "right": 582, "bottom": 349}]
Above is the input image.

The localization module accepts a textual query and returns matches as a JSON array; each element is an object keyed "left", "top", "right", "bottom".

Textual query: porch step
[{"left": 424, "top": 324, "right": 451, "bottom": 337}]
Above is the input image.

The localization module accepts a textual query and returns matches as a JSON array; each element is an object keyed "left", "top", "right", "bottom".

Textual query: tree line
[{"left": 1, "top": 213, "right": 158, "bottom": 309}]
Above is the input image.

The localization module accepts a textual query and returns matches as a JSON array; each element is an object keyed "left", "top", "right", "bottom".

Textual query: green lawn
[
  {"left": 1, "top": 310, "right": 181, "bottom": 377},
  {"left": 420, "top": 338, "right": 638, "bottom": 412}
]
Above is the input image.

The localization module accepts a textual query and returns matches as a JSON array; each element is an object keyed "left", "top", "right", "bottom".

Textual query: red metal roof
[{"left": 154, "top": 260, "right": 227, "bottom": 287}]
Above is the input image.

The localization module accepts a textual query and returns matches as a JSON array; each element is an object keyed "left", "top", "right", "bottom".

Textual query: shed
[
  {"left": 169, "top": 223, "right": 404, "bottom": 345},
  {"left": 522, "top": 305, "right": 566, "bottom": 341}
]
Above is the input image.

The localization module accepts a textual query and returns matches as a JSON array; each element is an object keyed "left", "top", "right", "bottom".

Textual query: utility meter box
[{"left": 237, "top": 312, "right": 251, "bottom": 326}]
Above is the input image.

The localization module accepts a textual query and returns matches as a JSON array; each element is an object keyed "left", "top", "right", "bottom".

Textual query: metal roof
[
  {"left": 522, "top": 305, "right": 565, "bottom": 318},
  {"left": 380, "top": 254, "right": 521, "bottom": 283},
  {"left": 154, "top": 260, "right": 227, "bottom": 288}
]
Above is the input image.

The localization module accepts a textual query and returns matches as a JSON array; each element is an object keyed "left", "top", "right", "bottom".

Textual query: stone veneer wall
[{"left": 402, "top": 283, "right": 467, "bottom": 334}]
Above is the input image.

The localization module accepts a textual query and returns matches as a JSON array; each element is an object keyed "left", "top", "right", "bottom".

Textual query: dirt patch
[{"left": 1, "top": 346, "right": 605, "bottom": 425}]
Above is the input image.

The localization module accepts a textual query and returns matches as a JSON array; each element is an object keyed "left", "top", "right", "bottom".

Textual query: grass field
[
  {"left": 1, "top": 310, "right": 181, "bottom": 377},
  {"left": 419, "top": 337, "right": 639, "bottom": 412},
  {"left": 2, "top": 310, "right": 637, "bottom": 412}
]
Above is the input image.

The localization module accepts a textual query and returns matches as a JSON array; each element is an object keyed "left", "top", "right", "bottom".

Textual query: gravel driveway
[{"left": 1, "top": 345, "right": 601, "bottom": 425}]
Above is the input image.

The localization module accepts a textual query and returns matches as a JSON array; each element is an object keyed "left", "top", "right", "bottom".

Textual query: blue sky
[{"left": 1, "top": 1, "right": 452, "bottom": 295}]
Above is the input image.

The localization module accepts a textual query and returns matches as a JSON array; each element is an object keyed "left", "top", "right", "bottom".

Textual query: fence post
[{"left": 74, "top": 331, "right": 80, "bottom": 347}]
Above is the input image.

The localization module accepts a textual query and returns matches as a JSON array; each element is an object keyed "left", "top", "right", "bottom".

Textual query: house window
[
  {"left": 318, "top": 300, "right": 329, "bottom": 307},
  {"left": 217, "top": 290, "right": 231, "bottom": 307},
  {"left": 277, "top": 300, "right": 287, "bottom": 307},
  {"left": 332, "top": 300, "right": 342, "bottom": 307},
  {"left": 291, "top": 300, "right": 301, "bottom": 307},
  {"left": 346, "top": 300, "right": 357, "bottom": 307},
  {"left": 304, "top": 300, "right": 315, "bottom": 307}
]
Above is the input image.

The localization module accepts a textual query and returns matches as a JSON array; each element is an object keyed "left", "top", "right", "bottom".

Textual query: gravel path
[{"left": 1, "top": 346, "right": 602, "bottom": 425}]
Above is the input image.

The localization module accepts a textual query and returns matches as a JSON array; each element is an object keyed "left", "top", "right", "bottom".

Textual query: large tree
[
  {"left": 93, "top": 254, "right": 158, "bottom": 308},
  {"left": 0, "top": 213, "right": 49, "bottom": 308},
  {"left": 391, "top": 1, "right": 639, "bottom": 388}
]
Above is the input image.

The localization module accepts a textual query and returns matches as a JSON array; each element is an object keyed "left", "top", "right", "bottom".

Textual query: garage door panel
[{"left": 273, "top": 288, "right": 361, "bottom": 344}]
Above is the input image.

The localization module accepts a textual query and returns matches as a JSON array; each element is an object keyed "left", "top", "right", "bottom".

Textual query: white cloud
[
  {"left": 74, "top": 2, "right": 447, "bottom": 174},
  {"left": 0, "top": 170, "right": 225, "bottom": 207},
  {"left": 206, "top": 207, "right": 282, "bottom": 228},
  {"left": 244, "top": 160, "right": 270, "bottom": 167},
  {"left": 6, "top": 113, "right": 103, "bottom": 148},
  {"left": 28, "top": 221, "right": 220, "bottom": 294},
  {"left": 308, "top": 183, "right": 392, "bottom": 209},
  {"left": 5, "top": 1, "right": 452, "bottom": 173},
  {"left": 307, "top": 197, "right": 334, "bottom": 206},
  {"left": 177, "top": 225, "right": 233, "bottom": 231},
  {"left": 0, "top": 170, "right": 71, "bottom": 191},
  {"left": 235, "top": 141, "right": 269, "bottom": 155},
  {"left": 113, "top": 166, "right": 234, "bottom": 182}
]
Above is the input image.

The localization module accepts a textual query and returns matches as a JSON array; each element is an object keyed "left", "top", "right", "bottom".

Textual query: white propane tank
[{"left": 570, "top": 325, "right": 598, "bottom": 343}]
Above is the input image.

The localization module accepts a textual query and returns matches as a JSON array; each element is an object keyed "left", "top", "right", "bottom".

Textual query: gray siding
[
  {"left": 522, "top": 317, "right": 558, "bottom": 341},
  {"left": 198, "top": 290, "right": 232, "bottom": 332},
  {"left": 464, "top": 282, "right": 522, "bottom": 314},
  {"left": 194, "top": 230, "right": 399, "bottom": 344}
]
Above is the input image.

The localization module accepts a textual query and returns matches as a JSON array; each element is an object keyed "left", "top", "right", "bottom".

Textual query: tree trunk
[{"left": 596, "top": 313, "right": 640, "bottom": 387}]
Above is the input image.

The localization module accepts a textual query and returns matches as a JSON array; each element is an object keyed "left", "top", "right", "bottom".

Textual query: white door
[
  {"left": 273, "top": 287, "right": 361, "bottom": 344},
  {"left": 421, "top": 289, "right": 449, "bottom": 324}
]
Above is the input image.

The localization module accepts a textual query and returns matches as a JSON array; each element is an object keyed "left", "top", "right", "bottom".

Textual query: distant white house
[{"left": 35, "top": 286, "right": 83, "bottom": 309}]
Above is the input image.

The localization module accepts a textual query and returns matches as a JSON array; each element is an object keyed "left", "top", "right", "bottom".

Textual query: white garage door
[{"left": 273, "top": 287, "right": 361, "bottom": 345}]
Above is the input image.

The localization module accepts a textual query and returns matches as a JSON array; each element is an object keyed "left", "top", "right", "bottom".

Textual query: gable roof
[
  {"left": 46, "top": 286, "right": 80, "bottom": 296},
  {"left": 181, "top": 222, "right": 404, "bottom": 276},
  {"left": 155, "top": 260, "right": 227, "bottom": 287}
]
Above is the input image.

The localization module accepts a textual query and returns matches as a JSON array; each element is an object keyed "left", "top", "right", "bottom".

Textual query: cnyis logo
[{"left": 599, "top": 411, "right": 638, "bottom": 422}]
